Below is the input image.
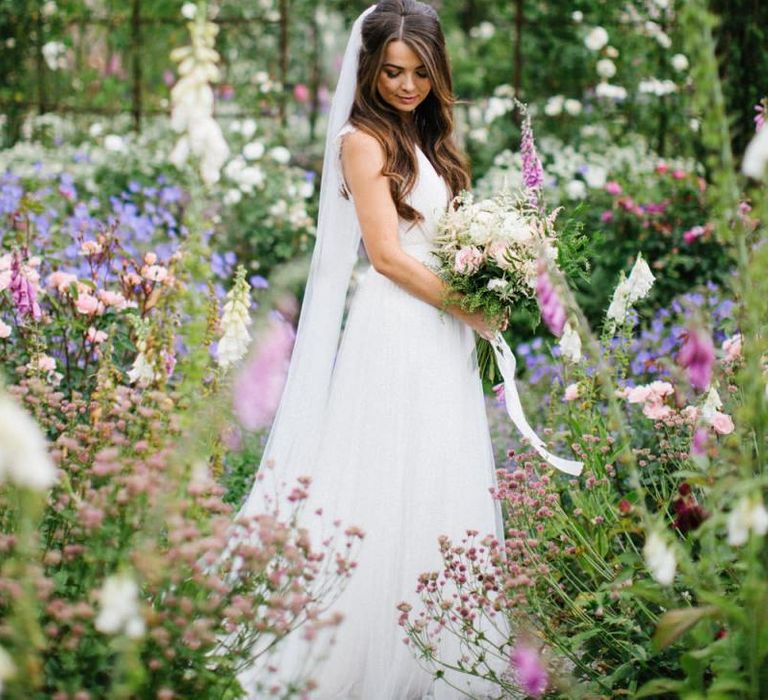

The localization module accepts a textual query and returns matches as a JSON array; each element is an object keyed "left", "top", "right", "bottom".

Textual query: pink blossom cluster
[{"left": 453, "top": 245, "right": 485, "bottom": 275}]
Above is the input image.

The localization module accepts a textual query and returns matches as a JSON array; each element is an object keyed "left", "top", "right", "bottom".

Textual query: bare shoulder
[{"left": 341, "top": 129, "right": 385, "bottom": 175}]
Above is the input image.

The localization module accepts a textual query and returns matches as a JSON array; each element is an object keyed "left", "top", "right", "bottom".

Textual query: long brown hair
[{"left": 343, "top": 0, "right": 471, "bottom": 223}]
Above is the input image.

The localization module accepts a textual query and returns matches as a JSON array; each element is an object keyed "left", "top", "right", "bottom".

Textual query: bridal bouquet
[{"left": 431, "top": 99, "right": 585, "bottom": 382}]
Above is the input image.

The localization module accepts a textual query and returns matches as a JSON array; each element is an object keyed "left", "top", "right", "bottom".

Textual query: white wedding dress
[{"left": 236, "top": 123, "right": 506, "bottom": 699}]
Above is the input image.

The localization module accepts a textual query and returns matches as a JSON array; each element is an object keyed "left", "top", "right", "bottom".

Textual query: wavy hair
[{"left": 342, "top": 0, "right": 471, "bottom": 223}]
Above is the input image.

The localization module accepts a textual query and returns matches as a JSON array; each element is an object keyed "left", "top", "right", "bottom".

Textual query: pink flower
[
  {"left": 604, "top": 181, "right": 622, "bottom": 195},
  {"left": 47, "top": 271, "right": 78, "bottom": 293},
  {"left": 678, "top": 328, "right": 715, "bottom": 391},
  {"left": 691, "top": 427, "right": 708, "bottom": 456},
  {"left": 643, "top": 401, "right": 673, "bottom": 421},
  {"left": 520, "top": 114, "right": 544, "bottom": 207},
  {"left": 722, "top": 333, "right": 742, "bottom": 363},
  {"left": 626, "top": 385, "right": 653, "bottom": 404},
  {"left": 647, "top": 380, "right": 674, "bottom": 402},
  {"left": 564, "top": 383, "right": 580, "bottom": 401},
  {"left": 453, "top": 246, "right": 484, "bottom": 275},
  {"left": 710, "top": 411, "right": 734, "bottom": 435},
  {"left": 75, "top": 292, "right": 100, "bottom": 315},
  {"left": 492, "top": 382, "right": 505, "bottom": 405},
  {"left": 487, "top": 240, "right": 511, "bottom": 269},
  {"left": 535, "top": 263, "right": 566, "bottom": 337},
  {"left": 510, "top": 642, "right": 548, "bottom": 698},
  {"left": 80, "top": 240, "right": 103, "bottom": 256},
  {"left": 141, "top": 264, "right": 169, "bottom": 283},
  {"left": 600, "top": 210, "right": 614, "bottom": 223},
  {"left": 233, "top": 316, "right": 296, "bottom": 431},
  {"left": 10, "top": 251, "right": 42, "bottom": 321},
  {"left": 683, "top": 225, "right": 706, "bottom": 244},
  {"left": 672, "top": 169, "right": 686, "bottom": 180},
  {"left": 86, "top": 327, "right": 108, "bottom": 344},
  {"left": 293, "top": 83, "right": 310, "bottom": 103},
  {"left": 680, "top": 405, "right": 700, "bottom": 425},
  {"left": 655, "top": 162, "right": 669, "bottom": 174},
  {"left": 98, "top": 289, "right": 130, "bottom": 310}
]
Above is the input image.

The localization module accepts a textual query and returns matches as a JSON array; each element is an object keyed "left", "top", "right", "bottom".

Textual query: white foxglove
[
  {"left": 643, "top": 531, "right": 677, "bottom": 585},
  {"left": 626, "top": 252, "right": 655, "bottom": 303},
  {"left": 559, "top": 322, "right": 582, "bottom": 364},
  {"left": 217, "top": 266, "right": 252, "bottom": 370},
  {"left": 0, "top": 393, "right": 58, "bottom": 491},
  {"left": 727, "top": 497, "right": 768, "bottom": 547},
  {"left": 94, "top": 574, "right": 145, "bottom": 638},
  {"left": 742, "top": 125, "right": 768, "bottom": 180}
]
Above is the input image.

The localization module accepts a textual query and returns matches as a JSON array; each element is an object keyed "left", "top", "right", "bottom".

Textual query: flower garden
[{"left": 1, "top": 0, "right": 767, "bottom": 697}]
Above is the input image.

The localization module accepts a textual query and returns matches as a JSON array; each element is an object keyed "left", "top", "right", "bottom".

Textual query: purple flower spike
[
  {"left": 10, "top": 251, "right": 42, "bottom": 322},
  {"left": 510, "top": 642, "right": 548, "bottom": 698},
  {"left": 521, "top": 114, "right": 544, "bottom": 208},
  {"left": 678, "top": 327, "right": 715, "bottom": 391},
  {"left": 536, "top": 262, "right": 566, "bottom": 337}
]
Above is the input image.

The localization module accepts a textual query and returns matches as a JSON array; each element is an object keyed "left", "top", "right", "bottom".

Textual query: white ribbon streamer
[{"left": 490, "top": 332, "right": 583, "bottom": 476}]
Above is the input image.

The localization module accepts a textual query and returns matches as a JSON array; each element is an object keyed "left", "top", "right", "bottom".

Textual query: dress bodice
[{"left": 336, "top": 122, "right": 452, "bottom": 263}]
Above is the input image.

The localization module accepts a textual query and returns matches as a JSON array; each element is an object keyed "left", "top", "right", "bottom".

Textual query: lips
[{"left": 398, "top": 95, "right": 417, "bottom": 103}]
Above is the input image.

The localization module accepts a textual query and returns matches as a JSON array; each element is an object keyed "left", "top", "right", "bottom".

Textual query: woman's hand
[{"left": 460, "top": 308, "right": 509, "bottom": 341}]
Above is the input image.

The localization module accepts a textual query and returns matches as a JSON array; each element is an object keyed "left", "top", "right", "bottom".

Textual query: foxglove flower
[
  {"left": 520, "top": 114, "right": 544, "bottom": 208},
  {"left": 535, "top": 263, "right": 566, "bottom": 337},
  {"left": 626, "top": 252, "right": 655, "bottom": 303},
  {"left": 742, "top": 123, "right": 768, "bottom": 180},
  {"left": 678, "top": 328, "right": 715, "bottom": 391},
  {"left": 217, "top": 266, "right": 252, "bottom": 370},
  {"left": 727, "top": 497, "right": 768, "bottom": 546},
  {"left": 559, "top": 321, "right": 582, "bottom": 363},
  {"left": 0, "top": 392, "right": 58, "bottom": 491},
  {"left": 94, "top": 574, "right": 145, "bottom": 638},
  {"left": 9, "top": 251, "right": 41, "bottom": 321},
  {"left": 233, "top": 314, "right": 296, "bottom": 431},
  {"left": 643, "top": 531, "right": 676, "bottom": 585},
  {"left": 510, "top": 642, "right": 548, "bottom": 698}
]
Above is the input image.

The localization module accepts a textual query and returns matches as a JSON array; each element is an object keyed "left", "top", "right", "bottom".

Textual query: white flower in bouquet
[
  {"left": 643, "top": 531, "right": 677, "bottom": 585},
  {"left": 95, "top": 574, "right": 145, "bottom": 638},
  {"left": 218, "top": 266, "right": 252, "bottom": 370},
  {"left": 498, "top": 210, "right": 534, "bottom": 244},
  {"left": 559, "top": 322, "right": 582, "bottom": 364},
  {"left": 0, "top": 393, "right": 58, "bottom": 492},
  {"left": 727, "top": 497, "right": 768, "bottom": 547}
]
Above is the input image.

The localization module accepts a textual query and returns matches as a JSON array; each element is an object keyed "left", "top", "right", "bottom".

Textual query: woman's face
[{"left": 376, "top": 40, "right": 431, "bottom": 115}]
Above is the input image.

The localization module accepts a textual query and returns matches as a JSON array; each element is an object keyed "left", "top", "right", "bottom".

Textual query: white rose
[
  {"left": 596, "top": 58, "right": 616, "bottom": 79},
  {"left": 585, "top": 26, "right": 609, "bottom": 52}
]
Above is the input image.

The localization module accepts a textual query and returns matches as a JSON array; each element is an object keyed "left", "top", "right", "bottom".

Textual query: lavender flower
[
  {"left": 510, "top": 642, "right": 548, "bottom": 698},
  {"left": 678, "top": 327, "right": 715, "bottom": 391},
  {"left": 535, "top": 262, "right": 566, "bottom": 337},
  {"left": 520, "top": 114, "right": 544, "bottom": 208}
]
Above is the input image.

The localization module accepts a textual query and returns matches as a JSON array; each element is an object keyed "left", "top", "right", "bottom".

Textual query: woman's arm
[{"left": 340, "top": 129, "right": 499, "bottom": 340}]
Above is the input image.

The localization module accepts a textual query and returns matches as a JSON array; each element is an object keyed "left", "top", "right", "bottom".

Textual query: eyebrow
[{"left": 382, "top": 62, "right": 426, "bottom": 69}]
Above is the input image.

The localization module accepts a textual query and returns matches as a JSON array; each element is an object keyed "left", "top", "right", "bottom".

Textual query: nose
[{"left": 401, "top": 73, "right": 416, "bottom": 92}]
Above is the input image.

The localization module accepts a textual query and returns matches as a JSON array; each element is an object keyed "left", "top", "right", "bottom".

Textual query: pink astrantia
[
  {"left": 510, "top": 642, "right": 548, "bottom": 698},
  {"left": 678, "top": 328, "right": 715, "bottom": 391},
  {"left": 233, "top": 316, "right": 296, "bottom": 431},
  {"left": 535, "top": 262, "right": 566, "bottom": 337}
]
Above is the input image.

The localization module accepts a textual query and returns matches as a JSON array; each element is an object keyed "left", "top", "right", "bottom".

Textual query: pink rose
[
  {"left": 141, "top": 264, "right": 169, "bottom": 283},
  {"left": 647, "top": 381, "right": 674, "bottom": 402},
  {"left": 47, "top": 271, "right": 78, "bottom": 293},
  {"left": 604, "top": 181, "right": 622, "bottom": 195},
  {"left": 487, "top": 240, "right": 512, "bottom": 270},
  {"left": 655, "top": 162, "right": 669, "bottom": 174},
  {"left": 75, "top": 293, "right": 100, "bottom": 315},
  {"left": 683, "top": 225, "right": 705, "bottom": 244},
  {"left": 710, "top": 411, "right": 734, "bottom": 435},
  {"left": 86, "top": 326, "right": 108, "bottom": 344},
  {"left": 453, "top": 246, "right": 484, "bottom": 275},
  {"left": 722, "top": 333, "right": 742, "bottom": 363},
  {"left": 643, "top": 401, "right": 673, "bottom": 421},
  {"left": 98, "top": 289, "right": 129, "bottom": 310},
  {"left": 626, "top": 385, "right": 653, "bottom": 404},
  {"left": 564, "top": 383, "right": 580, "bottom": 401},
  {"left": 672, "top": 169, "right": 686, "bottom": 180},
  {"left": 80, "top": 240, "right": 103, "bottom": 256}
]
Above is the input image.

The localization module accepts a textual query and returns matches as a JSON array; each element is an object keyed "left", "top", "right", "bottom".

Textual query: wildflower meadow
[{"left": 1, "top": 0, "right": 767, "bottom": 698}]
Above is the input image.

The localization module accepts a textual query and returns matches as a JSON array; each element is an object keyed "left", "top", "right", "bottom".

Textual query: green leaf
[
  {"left": 653, "top": 606, "right": 720, "bottom": 650},
  {"left": 634, "top": 678, "right": 685, "bottom": 698}
]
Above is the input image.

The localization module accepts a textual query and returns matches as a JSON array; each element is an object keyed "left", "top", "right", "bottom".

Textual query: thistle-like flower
[{"left": 217, "top": 265, "right": 252, "bottom": 370}]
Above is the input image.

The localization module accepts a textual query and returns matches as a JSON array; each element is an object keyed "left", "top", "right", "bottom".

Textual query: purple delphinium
[
  {"left": 678, "top": 327, "right": 715, "bottom": 391},
  {"left": 520, "top": 114, "right": 544, "bottom": 208},
  {"left": 510, "top": 642, "right": 548, "bottom": 698},
  {"left": 535, "top": 263, "right": 566, "bottom": 337}
]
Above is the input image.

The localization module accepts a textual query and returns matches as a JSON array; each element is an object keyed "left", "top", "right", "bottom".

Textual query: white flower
[
  {"left": 0, "top": 393, "right": 58, "bottom": 491},
  {"left": 41, "top": 41, "right": 66, "bottom": 71},
  {"left": 571, "top": 10, "right": 583, "bottom": 23},
  {"left": 498, "top": 211, "right": 533, "bottom": 243},
  {"left": 94, "top": 574, "right": 145, "bottom": 638},
  {"left": 742, "top": 125, "right": 768, "bottom": 180},
  {"left": 606, "top": 273, "right": 631, "bottom": 325},
  {"left": 269, "top": 146, "right": 291, "bottom": 164},
  {"left": 638, "top": 78, "right": 678, "bottom": 96},
  {"left": 701, "top": 387, "right": 723, "bottom": 422},
  {"left": 643, "top": 531, "right": 677, "bottom": 585},
  {"left": 654, "top": 0, "right": 670, "bottom": 8},
  {"left": 243, "top": 140, "right": 265, "bottom": 160},
  {"left": 544, "top": 95, "right": 564, "bottom": 116},
  {"left": 0, "top": 318, "right": 11, "bottom": 339},
  {"left": 0, "top": 645, "right": 15, "bottom": 693},
  {"left": 565, "top": 179, "right": 587, "bottom": 199},
  {"left": 88, "top": 122, "right": 104, "bottom": 138},
  {"left": 559, "top": 322, "right": 582, "bottom": 364},
  {"left": 596, "top": 58, "right": 616, "bottom": 79},
  {"left": 224, "top": 188, "right": 243, "bottom": 205},
  {"left": 626, "top": 252, "right": 655, "bottom": 303},
  {"left": 595, "top": 82, "right": 628, "bottom": 101},
  {"left": 241, "top": 118, "right": 257, "bottom": 139},
  {"left": 217, "top": 268, "right": 252, "bottom": 370},
  {"left": 605, "top": 45, "right": 619, "bottom": 58},
  {"left": 671, "top": 53, "right": 689, "bottom": 72},
  {"left": 585, "top": 26, "right": 609, "bottom": 51},
  {"left": 103, "top": 134, "right": 127, "bottom": 153},
  {"left": 486, "top": 278, "right": 507, "bottom": 292},
  {"left": 584, "top": 164, "right": 607, "bottom": 189},
  {"left": 180, "top": 2, "right": 197, "bottom": 19},
  {"left": 727, "top": 497, "right": 768, "bottom": 547},
  {"left": 564, "top": 98, "right": 582, "bottom": 116},
  {"left": 127, "top": 342, "right": 157, "bottom": 386}
]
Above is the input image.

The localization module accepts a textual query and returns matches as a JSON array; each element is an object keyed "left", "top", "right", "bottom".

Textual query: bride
[{"left": 234, "top": 1, "right": 531, "bottom": 697}]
